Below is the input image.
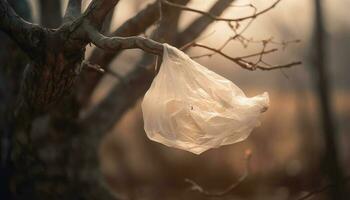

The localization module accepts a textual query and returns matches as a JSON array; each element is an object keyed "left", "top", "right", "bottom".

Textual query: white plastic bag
[{"left": 141, "top": 43, "right": 269, "bottom": 154}]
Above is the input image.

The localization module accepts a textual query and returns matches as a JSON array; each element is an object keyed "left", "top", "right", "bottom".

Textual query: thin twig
[
  {"left": 63, "top": 0, "right": 82, "bottom": 22},
  {"left": 82, "top": 60, "right": 104, "bottom": 73},
  {"left": 180, "top": 30, "right": 216, "bottom": 51},
  {"left": 296, "top": 176, "right": 350, "bottom": 200},
  {"left": 185, "top": 150, "right": 252, "bottom": 197},
  {"left": 162, "top": 0, "right": 281, "bottom": 22},
  {"left": 192, "top": 43, "right": 302, "bottom": 71}
]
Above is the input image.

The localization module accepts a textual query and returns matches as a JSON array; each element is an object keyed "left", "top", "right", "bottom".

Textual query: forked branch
[
  {"left": 63, "top": 0, "right": 82, "bottom": 22},
  {"left": 85, "top": 22, "right": 164, "bottom": 56},
  {"left": 0, "top": 0, "right": 45, "bottom": 59},
  {"left": 84, "top": 0, "right": 120, "bottom": 29},
  {"left": 192, "top": 43, "right": 301, "bottom": 71},
  {"left": 88, "top": 1, "right": 160, "bottom": 65}
]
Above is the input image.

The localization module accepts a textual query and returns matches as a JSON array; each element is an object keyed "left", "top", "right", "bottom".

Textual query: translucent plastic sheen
[{"left": 141, "top": 44, "right": 269, "bottom": 154}]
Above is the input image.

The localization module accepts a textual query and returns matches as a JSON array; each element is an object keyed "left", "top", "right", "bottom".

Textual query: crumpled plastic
[{"left": 141, "top": 43, "right": 269, "bottom": 154}]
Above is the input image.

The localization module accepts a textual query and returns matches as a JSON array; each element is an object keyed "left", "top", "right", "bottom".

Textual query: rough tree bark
[
  {"left": 0, "top": 0, "right": 121, "bottom": 199},
  {"left": 312, "top": 0, "right": 346, "bottom": 199},
  {"left": 39, "top": 0, "right": 62, "bottom": 28},
  {"left": 0, "top": 1, "right": 32, "bottom": 199}
]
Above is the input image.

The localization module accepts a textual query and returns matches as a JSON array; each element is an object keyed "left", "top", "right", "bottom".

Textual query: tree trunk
[
  {"left": 39, "top": 0, "right": 62, "bottom": 28},
  {"left": 0, "top": 1, "right": 32, "bottom": 199},
  {"left": 313, "top": 0, "right": 346, "bottom": 199}
]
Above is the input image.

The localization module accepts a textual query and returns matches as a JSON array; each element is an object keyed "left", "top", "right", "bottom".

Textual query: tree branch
[
  {"left": 85, "top": 22, "right": 164, "bottom": 56},
  {"left": 0, "top": 0, "right": 45, "bottom": 60},
  {"left": 176, "top": 0, "right": 235, "bottom": 46},
  {"left": 80, "top": 66, "right": 153, "bottom": 134},
  {"left": 84, "top": 0, "right": 120, "bottom": 30},
  {"left": 186, "top": 150, "right": 252, "bottom": 197},
  {"left": 76, "top": 1, "right": 160, "bottom": 107},
  {"left": 192, "top": 43, "right": 302, "bottom": 71},
  {"left": 100, "top": 8, "right": 115, "bottom": 34},
  {"left": 39, "top": 0, "right": 62, "bottom": 28},
  {"left": 162, "top": 0, "right": 281, "bottom": 22},
  {"left": 88, "top": 1, "right": 159, "bottom": 65},
  {"left": 63, "top": 0, "right": 82, "bottom": 22},
  {"left": 296, "top": 176, "right": 350, "bottom": 200},
  {"left": 58, "top": 0, "right": 121, "bottom": 43}
]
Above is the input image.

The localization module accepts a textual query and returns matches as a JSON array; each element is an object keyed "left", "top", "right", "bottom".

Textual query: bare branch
[
  {"left": 162, "top": 0, "right": 281, "bottom": 22},
  {"left": 81, "top": 60, "right": 104, "bottom": 73},
  {"left": 190, "top": 47, "right": 276, "bottom": 59},
  {"left": 192, "top": 43, "right": 302, "bottom": 71},
  {"left": 85, "top": 22, "right": 164, "bottom": 56},
  {"left": 63, "top": 0, "right": 82, "bottom": 22},
  {"left": 79, "top": 67, "right": 154, "bottom": 134},
  {"left": 100, "top": 7, "right": 115, "bottom": 34},
  {"left": 176, "top": 0, "right": 301, "bottom": 72},
  {"left": 58, "top": 0, "right": 120, "bottom": 41},
  {"left": 0, "top": 0, "right": 45, "bottom": 60},
  {"left": 108, "top": 2, "right": 159, "bottom": 37},
  {"left": 184, "top": 14, "right": 301, "bottom": 70},
  {"left": 177, "top": 0, "right": 235, "bottom": 47},
  {"left": 88, "top": 1, "right": 159, "bottom": 65},
  {"left": 296, "top": 176, "right": 350, "bottom": 200},
  {"left": 145, "top": 0, "right": 190, "bottom": 72},
  {"left": 39, "top": 0, "right": 62, "bottom": 28},
  {"left": 157, "top": 0, "right": 163, "bottom": 25},
  {"left": 186, "top": 150, "right": 252, "bottom": 197},
  {"left": 75, "top": 1, "right": 160, "bottom": 107},
  {"left": 84, "top": 0, "right": 120, "bottom": 29}
]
